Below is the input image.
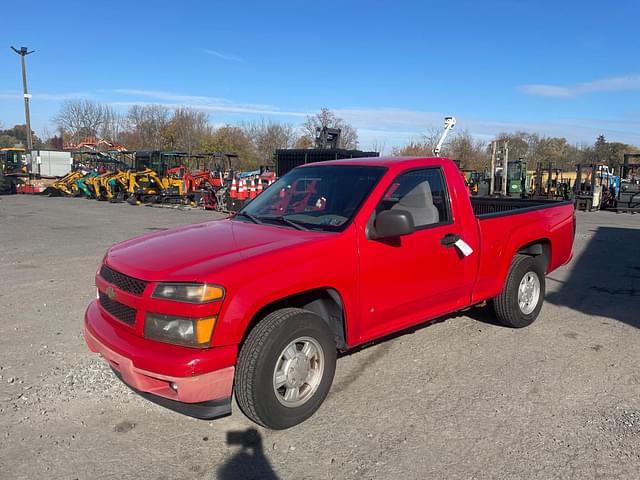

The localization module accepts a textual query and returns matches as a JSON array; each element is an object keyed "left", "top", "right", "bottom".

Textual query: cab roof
[{"left": 300, "top": 156, "right": 453, "bottom": 169}]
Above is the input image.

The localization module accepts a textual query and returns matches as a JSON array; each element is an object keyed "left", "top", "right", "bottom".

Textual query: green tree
[
  {"left": 0, "top": 124, "right": 41, "bottom": 148},
  {"left": 0, "top": 134, "right": 20, "bottom": 148},
  {"left": 202, "top": 126, "right": 258, "bottom": 170},
  {"left": 160, "top": 107, "right": 209, "bottom": 154},
  {"left": 593, "top": 134, "right": 609, "bottom": 162}
]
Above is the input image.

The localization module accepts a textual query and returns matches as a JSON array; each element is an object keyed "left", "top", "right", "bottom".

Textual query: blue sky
[{"left": 1, "top": 0, "right": 639, "bottom": 150}]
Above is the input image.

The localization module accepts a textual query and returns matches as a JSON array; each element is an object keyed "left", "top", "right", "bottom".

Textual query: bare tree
[
  {"left": 294, "top": 135, "right": 314, "bottom": 149},
  {"left": 391, "top": 127, "right": 441, "bottom": 156},
  {"left": 242, "top": 120, "right": 298, "bottom": 165},
  {"left": 392, "top": 128, "right": 487, "bottom": 169},
  {"left": 447, "top": 130, "right": 488, "bottom": 170},
  {"left": 301, "top": 108, "right": 359, "bottom": 149},
  {"left": 368, "top": 139, "right": 387, "bottom": 155},
  {"left": 54, "top": 99, "right": 107, "bottom": 143},
  {"left": 125, "top": 104, "right": 170, "bottom": 150},
  {"left": 100, "top": 105, "right": 127, "bottom": 144}
]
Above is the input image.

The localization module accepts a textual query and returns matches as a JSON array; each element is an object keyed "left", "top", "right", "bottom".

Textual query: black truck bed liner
[{"left": 471, "top": 197, "right": 572, "bottom": 219}]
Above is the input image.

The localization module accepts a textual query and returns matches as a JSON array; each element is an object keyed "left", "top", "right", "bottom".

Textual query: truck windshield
[{"left": 237, "top": 165, "right": 386, "bottom": 232}]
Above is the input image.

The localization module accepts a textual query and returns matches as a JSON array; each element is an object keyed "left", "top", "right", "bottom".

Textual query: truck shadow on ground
[
  {"left": 546, "top": 226, "right": 640, "bottom": 328},
  {"left": 217, "top": 428, "right": 279, "bottom": 480}
]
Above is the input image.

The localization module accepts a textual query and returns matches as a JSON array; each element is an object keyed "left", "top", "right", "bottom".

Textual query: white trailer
[{"left": 31, "top": 150, "right": 72, "bottom": 177}]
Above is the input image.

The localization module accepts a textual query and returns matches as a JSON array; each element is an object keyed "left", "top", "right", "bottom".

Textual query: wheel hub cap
[
  {"left": 518, "top": 271, "right": 541, "bottom": 315},
  {"left": 286, "top": 355, "right": 311, "bottom": 387}
]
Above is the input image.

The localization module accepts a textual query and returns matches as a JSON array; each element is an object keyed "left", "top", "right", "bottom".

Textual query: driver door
[{"left": 358, "top": 167, "right": 469, "bottom": 342}]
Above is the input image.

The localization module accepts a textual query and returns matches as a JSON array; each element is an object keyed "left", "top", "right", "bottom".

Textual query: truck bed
[{"left": 470, "top": 197, "right": 573, "bottom": 219}]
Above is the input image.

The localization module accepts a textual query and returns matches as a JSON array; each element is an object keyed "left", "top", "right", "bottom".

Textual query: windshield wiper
[
  {"left": 234, "top": 211, "right": 263, "bottom": 224},
  {"left": 260, "top": 215, "right": 309, "bottom": 231}
]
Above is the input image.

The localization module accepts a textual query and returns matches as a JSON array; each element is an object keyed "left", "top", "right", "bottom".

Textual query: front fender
[{"left": 211, "top": 229, "right": 359, "bottom": 347}]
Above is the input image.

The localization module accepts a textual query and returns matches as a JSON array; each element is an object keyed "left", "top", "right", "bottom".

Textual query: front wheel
[
  {"left": 493, "top": 254, "right": 546, "bottom": 328},
  {"left": 235, "top": 308, "right": 336, "bottom": 429}
]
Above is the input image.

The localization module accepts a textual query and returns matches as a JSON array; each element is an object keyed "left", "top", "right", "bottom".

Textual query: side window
[{"left": 376, "top": 168, "right": 451, "bottom": 228}]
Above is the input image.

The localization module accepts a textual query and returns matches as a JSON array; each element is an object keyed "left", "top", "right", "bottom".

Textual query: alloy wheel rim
[
  {"left": 518, "top": 271, "right": 541, "bottom": 315},
  {"left": 273, "top": 336, "right": 324, "bottom": 408}
]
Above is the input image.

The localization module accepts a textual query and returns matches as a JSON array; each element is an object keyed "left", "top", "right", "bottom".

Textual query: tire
[
  {"left": 235, "top": 308, "right": 336, "bottom": 429},
  {"left": 493, "top": 254, "right": 545, "bottom": 328},
  {"left": 0, "top": 175, "right": 16, "bottom": 195}
]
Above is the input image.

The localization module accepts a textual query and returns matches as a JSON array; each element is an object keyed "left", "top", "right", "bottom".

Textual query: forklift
[
  {"left": 489, "top": 147, "right": 528, "bottom": 198},
  {"left": 532, "top": 161, "right": 571, "bottom": 200},
  {"left": 617, "top": 153, "right": 640, "bottom": 213},
  {"left": 506, "top": 158, "right": 528, "bottom": 197},
  {"left": 574, "top": 163, "right": 618, "bottom": 211},
  {"left": 488, "top": 140, "right": 514, "bottom": 196}
]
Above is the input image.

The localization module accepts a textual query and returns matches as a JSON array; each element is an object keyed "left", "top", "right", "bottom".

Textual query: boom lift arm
[{"left": 433, "top": 116, "right": 456, "bottom": 157}]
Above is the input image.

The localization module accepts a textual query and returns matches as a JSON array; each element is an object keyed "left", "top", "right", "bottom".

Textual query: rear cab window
[{"left": 375, "top": 167, "right": 452, "bottom": 229}]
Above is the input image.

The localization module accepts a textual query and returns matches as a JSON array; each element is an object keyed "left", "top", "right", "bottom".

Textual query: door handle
[{"left": 440, "top": 233, "right": 461, "bottom": 247}]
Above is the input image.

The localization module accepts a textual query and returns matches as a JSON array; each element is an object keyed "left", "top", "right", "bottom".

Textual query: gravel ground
[{"left": 0, "top": 195, "right": 638, "bottom": 480}]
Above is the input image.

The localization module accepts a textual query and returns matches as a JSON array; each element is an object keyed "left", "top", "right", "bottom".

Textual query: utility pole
[{"left": 11, "top": 46, "right": 35, "bottom": 152}]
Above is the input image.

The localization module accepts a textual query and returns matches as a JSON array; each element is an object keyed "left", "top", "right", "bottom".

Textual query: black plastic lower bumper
[{"left": 112, "top": 368, "right": 232, "bottom": 420}]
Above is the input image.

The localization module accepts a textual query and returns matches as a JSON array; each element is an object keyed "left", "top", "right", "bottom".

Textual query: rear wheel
[
  {"left": 493, "top": 254, "right": 545, "bottom": 328},
  {"left": 235, "top": 308, "right": 336, "bottom": 429}
]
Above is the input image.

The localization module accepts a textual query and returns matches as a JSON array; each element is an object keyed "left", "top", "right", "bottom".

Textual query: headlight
[
  {"left": 144, "top": 313, "right": 216, "bottom": 348},
  {"left": 152, "top": 283, "right": 225, "bottom": 303}
]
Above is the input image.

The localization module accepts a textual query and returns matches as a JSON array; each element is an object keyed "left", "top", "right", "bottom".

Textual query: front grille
[
  {"left": 98, "top": 291, "right": 137, "bottom": 325},
  {"left": 100, "top": 265, "right": 148, "bottom": 295}
]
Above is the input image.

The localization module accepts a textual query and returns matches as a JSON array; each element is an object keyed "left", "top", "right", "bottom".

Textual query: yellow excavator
[
  {"left": 44, "top": 170, "right": 85, "bottom": 196},
  {"left": 86, "top": 170, "right": 115, "bottom": 200},
  {"left": 125, "top": 167, "right": 187, "bottom": 205}
]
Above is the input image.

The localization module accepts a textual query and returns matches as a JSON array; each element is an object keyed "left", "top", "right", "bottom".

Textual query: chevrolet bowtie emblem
[{"left": 106, "top": 286, "right": 116, "bottom": 300}]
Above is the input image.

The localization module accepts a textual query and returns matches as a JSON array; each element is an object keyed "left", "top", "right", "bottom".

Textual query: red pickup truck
[{"left": 85, "top": 157, "right": 574, "bottom": 429}]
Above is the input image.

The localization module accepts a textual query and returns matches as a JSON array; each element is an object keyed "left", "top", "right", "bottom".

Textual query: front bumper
[
  {"left": 84, "top": 301, "right": 236, "bottom": 420},
  {"left": 110, "top": 368, "right": 232, "bottom": 420}
]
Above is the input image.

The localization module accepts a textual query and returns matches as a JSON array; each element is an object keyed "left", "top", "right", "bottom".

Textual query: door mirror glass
[{"left": 374, "top": 209, "right": 415, "bottom": 238}]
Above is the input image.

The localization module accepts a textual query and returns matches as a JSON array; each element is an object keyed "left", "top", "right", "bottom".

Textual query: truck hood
[{"left": 105, "top": 219, "right": 322, "bottom": 281}]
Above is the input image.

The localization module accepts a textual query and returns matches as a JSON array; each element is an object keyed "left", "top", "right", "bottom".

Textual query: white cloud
[
  {"left": 110, "top": 89, "right": 308, "bottom": 117},
  {"left": 4, "top": 86, "right": 637, "bottom": 148},
  {"left": 0, "top": 91, "right": 92, "bottom": 101},
  {"left": 332, "top": 107, "right": 640, "bottom": 148},
  {"left": 519, "top": 85, "right": 572, "bottom": 97},
  {"left": 202, "top": 49, "right": 243, "bottom": 62},
  {"left": 108, "top": 91, "right": 639, "bottom": 146},
  {"left": 520, "top": 74, "right": 640, "bottom": 97}
]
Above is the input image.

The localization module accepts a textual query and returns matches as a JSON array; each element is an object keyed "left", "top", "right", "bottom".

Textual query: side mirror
[{"left": 374, "top": 209, "right": 415, "bottom": 239}]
